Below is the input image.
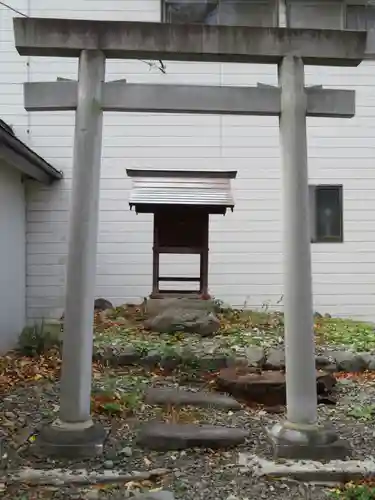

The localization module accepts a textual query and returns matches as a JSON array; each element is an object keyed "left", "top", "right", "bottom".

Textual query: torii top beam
[{"left": 13, "top": 17, "right": 366, "bottom": 67}]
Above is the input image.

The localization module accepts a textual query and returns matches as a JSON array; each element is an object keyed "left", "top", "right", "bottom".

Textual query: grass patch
[
  {"left": 93, "top": 304, "right": 375, "bottom": 357},
  {"left": 314, "top": 318, "right": 375, "bottom": 351},
  {"left": 91, "top": 372, "right": 149, "bottom": 416},
  {"left": 328, "top": 483, "right": 375, "bottom": 499}
]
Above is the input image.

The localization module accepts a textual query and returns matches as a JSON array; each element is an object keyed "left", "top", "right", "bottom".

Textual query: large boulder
[
  {"left": 144, "top": 307, "right": 220, "bottom": 336},
  {"left": 144, "top": 297, "right": 217, "bottom": 319},
  {"left": 216, "top": 367, "right": 336, "bottom": 406}
]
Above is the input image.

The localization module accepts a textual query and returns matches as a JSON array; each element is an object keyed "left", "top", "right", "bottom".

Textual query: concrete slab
[
  {"left": 13, "top": 18, "right": 366, "bottom": 66},
  {"left": 238, "top": 454, "right": 375, "bottom": 483}
]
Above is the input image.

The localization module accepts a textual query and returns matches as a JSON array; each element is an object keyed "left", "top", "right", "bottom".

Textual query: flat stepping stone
[
  {"left": 145, "top": 387, "right": 242, "bottom": 410},
  {"left": 137, "top": 422, "right": 249, "bottom": 450}
]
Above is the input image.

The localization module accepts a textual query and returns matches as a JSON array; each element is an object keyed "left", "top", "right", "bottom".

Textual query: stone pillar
[
  {"left": 36, "top": 50, "right": 107, "bottom": 457},
  {"left": 268, "top": 55, "right": 348, "bottom": 460}
]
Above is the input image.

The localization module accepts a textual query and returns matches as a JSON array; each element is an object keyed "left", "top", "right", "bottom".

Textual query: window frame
[
  {"left": 160, "top": 0, "right": 279, "bottom": 26},
  {"left": 161, "top": 0, "right": 375, "bottom": 29},
  {"left": 309, "top": 184, "right": 344, "bottom": 244}
]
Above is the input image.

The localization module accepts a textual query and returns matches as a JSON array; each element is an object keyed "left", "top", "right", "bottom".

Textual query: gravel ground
[{"left": 1, "top": 366, "right": 375, "bottom": 500}]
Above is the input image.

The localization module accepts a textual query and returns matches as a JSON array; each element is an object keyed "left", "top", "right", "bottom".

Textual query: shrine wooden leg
[
  {"left": 200, "top": 251, "right": 208, "bottom": 296},
  {"left": 152, "top": 249, "right": 159, "bottom": 297}
]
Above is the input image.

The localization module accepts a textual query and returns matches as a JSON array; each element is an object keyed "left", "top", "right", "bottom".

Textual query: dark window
[
  {"left": 309, "top": 185, "right": 343, "bottom": 243},
  {"left": 346, "top": 4, "right": 375, "bottom": 30},
  {"left": 287, "top": 1, "right": 345, "bottom": 29},
  {"left": 161, "top": 0, "right": 278, "bottom": 27}
]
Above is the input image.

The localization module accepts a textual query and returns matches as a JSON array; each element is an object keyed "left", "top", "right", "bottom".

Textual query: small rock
[
  {"left": 119, "top": 446, "right": 133, "bottom": 457},
  {"left": 333, "top": 351, "right": 366, "bottom": 372},
  {"left": 265, "top": 348, "right": 285, "bottom": 370},
  {"left": 95, "top": 345, "right": 140, "bottom": 367},
  {"left": 359, "top": 353, "right": 375, "bottom": 369},
  {"left": 117, "top": 346, "right": 141, "bottom": 366},
  {"left": 315, "top": 355, "right": 332, "bottom": 369},
  {"left": 229, "top": 357, "right": 248, "bottom": 367},
  {"left": 85, "top": 490, "right": 100, "bottom": 500},
  {"left": 132, "top": 492, "right": 175, "bottom": 500},
  {"left": 4, "top": 411, "right": 15, "bottom": 419},
  {"left": 145, "top": 387, "right": 242, "bottom": 410},
  {"left": 245, "top": 346, "right": 266, "bottom": 367},
  {"left": 198, "top": 355, "right": 228, "bottom": 371},
  {"left": 103, "top": 460, "right": 114, "bottom": 469},
  {"left": 323, "top": 363, "right": 338, "bottom": 373},
  {"left": 141, "top": 350, "right": 162, "bottom": 368},
  {"left": 94, "top": 298, "right": 113, "bottom": 311},
  {"left": 137, "top": 422, "right": 249, "bottom": 451},
  {"left": 160, "top": 354, "right": 182, "bottom": 371}
]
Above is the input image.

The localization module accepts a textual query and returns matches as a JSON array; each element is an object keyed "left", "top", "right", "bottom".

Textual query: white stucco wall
[
  {"left": 0, "top": 161, "right": 26, "bottom": 352},
  {"left": 1, "top": 0, "right": 375, "bottom": 321}
]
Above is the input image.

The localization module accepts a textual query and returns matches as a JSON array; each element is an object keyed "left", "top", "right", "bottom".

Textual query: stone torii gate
[{"left": 13, "top": 17, "right": 366, "bottom": 459}]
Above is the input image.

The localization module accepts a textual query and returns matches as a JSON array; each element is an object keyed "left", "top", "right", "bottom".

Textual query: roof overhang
[
  {"left": 126, "top": 169, "right": 237, "bottom": 215},
  {"left": 0, "top": 121, "right": 62, "bottom": 184}
]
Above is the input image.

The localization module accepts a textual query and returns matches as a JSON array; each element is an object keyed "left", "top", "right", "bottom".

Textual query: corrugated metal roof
[{"left": 126, "top": 169, "right": 237, "bottom": 209}]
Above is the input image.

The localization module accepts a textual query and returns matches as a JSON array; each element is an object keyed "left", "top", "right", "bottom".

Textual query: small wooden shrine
[{"left": 126, "top": 169, "right": 237, "bottom": 298}]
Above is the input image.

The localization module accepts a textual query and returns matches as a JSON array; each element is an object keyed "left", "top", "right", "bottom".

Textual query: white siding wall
[
  {"left": 1, "top": 0, "right": 375, "bottom": 321},
  {"left": 0, "top": 161, "right": 26, "bottom": 352}
]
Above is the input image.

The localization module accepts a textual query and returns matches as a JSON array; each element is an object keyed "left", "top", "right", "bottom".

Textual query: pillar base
[
  {"left": 268, "top": 422, "right": 350, "bottom": 461},
  {"left": 35, "top": 419, "right": 107, "bottom": 458}
]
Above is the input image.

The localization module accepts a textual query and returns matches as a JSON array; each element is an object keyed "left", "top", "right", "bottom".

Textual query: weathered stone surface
[
  {"left": 133, "top": 491, "right": 175, "bottom": 500},
  {"left": 265, "top": 349, "right": 285, "bottom": 370},
  {"left": 245, "top": 346, "right": 266, "bottom": 367},
  {"left": 137, "top": 422, "right": 248, "bottom": 450},
  {"left": 95, "top": 346, "right": 140, "bottom": 367},
  {"left": 60, "top": 298, "right": 113, "bottom": 323},
  {"left": 141, "top": 350, "right": 162, "bottom": 368},
  {"left": 217, "top": 367, "right": 336, "bottom": 406},
  {"left": 197, "top": 354, "right": 228, "bottom": 371},
  {"left": 145, "top": 297, "right": 217, "bottom": 318},
  {"left": 315, "top": 355, "right": 332, "bottom": 369},
  {"left": 160, "top": 354, "right": 182, "bottom": 371},
  {"left": 145, "top": 387, "right": 242, "bottom": 410},
  {"left": 94, "top": 298, "right": 113, "bottom": 311},
  {"left": 144, "top": 308, "right": 220, "bottom": 336},
  {"left": 358, "top": 352, "right": 375, "bottom": 369},
  {"left": 217, "top": 368, "right": 286, "bottom": 406},
  {"left": 368, "top": 358, "right": 375, "bottom": 371},
  {"left": 333, "top": 351, "right": 367, "bottom": 372}
]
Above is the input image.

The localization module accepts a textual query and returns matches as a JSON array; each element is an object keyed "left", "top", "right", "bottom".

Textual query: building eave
[{"left": 0, "top": 120, "right": 63, "bottom": 184}]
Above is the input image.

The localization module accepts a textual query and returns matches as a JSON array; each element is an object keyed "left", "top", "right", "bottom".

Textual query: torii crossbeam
[{"left": 13, "top": 16, "right": 367, "bottom": 460}]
